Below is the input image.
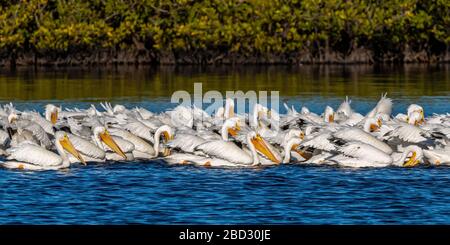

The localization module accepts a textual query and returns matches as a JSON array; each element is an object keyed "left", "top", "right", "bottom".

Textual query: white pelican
[
  {"left": 45, "top": 104, "right": 60, "bottom": 125},
  {"left": 333, "top": 127, "right": 393, "bottom": 154},
  {"left": 164, "top": 118, "right": 243, "bottom": 164},
  {"left": 336, "top": 97, "right": 364, "bottom": 125},
  {"left": 65, "top": 131, "right": 106, "bottom": 164},
  {"left": 328, "top": 143, "right": 423, "bottom": 168},
  {"left": 7, "top": 113, "right": 53, "bottom": 149},
  {"left": 366, "top": 93, "right": 393, "bottom": 118},
  {"left": 167, "top": 118, "right": 240, "bottom": 156},
  {"left": 323, "top": 106, "right": 335, "bottom": 123},
  {"left": 167, "top": 132, "right": 280, "bottom": 167},
  {"left": 110, "top": 125, "right": 174, "bottom": 159},
  {"left": 282, "top": 137, "right": 310, "bottom": 163},
  {"left": 362, "top": 117, "right": 382, "bottom": 133},
  {"left": 91, "top": 126, "right": 128, "bottom": 161},
  {"left": 407, "top": 104, "right": 425, "bottom": 123},
  {"left": 424, "top": 148, "right": 450, "bottom": 165},
  {"left": 1, "top": 132, "right": 85, "bottom": 170}
]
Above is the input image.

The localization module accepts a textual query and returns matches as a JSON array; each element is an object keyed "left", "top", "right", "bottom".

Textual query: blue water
[{"left": 2, "top": 162, "right": 450, "bottom": 224}]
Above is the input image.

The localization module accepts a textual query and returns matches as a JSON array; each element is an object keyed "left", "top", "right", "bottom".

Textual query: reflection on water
[{"left": 0, "top": 65, "right": 449, "bottom": 101}]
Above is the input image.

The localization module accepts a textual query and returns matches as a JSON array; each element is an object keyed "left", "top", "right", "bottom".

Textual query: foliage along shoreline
[{"left": 1, "top": 0, "right": 449, "bottom": 66}]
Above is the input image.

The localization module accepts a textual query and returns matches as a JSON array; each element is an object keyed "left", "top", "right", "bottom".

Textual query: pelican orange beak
[
  {"left": 60, "top": 134, "right": 86, "bottom": 165},
  {"left": 420, "top": 110, "right": 425, "bottom": 123},
  {"left": 100, "top": 130, "right": 127, "bottom": 159},
  {"left": 328, "top": 114, "right": 334, "bottom": 123},
  {"left": 299, "top": 132, "right": 305, "bottom": 140},
  {"left": 370, "top": 123, "right": 380, "bottom": 132},
  {"left": 403, "top": 151, "right": 420, "bottom": 167},
  {"left": 291, "top": 144, "right": 311, "bottom": 160},
  {"left": 51, "top": 111, "right": 58, "bottom": 125},
  {"left": 162, "top": 130, "right": 174, "bottom": 143},
  {"left": 163, "top": 148, "right": 171, "bottom": 156},
  {"left": 251, "top": 134, "right": 280, "bottom": 164},
  {"left": 227, "top": 124, "right": 240, "bottom": 137},
  {"left": 377, "top": 119, "right": 382, "bottom": 127}
]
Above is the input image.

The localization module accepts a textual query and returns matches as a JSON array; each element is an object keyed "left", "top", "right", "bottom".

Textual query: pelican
[
  {"left": 336, "top": 97, "right": 364, "bottom": 125},
  {"left": 1, "top": 132, "right": 85, "bottom": 170},
  {"left": 45, "top": 104, "right": 60, "bottom": 125},
  {"left": 362, "top": 117, "right": 382, "bottom": 133},
  {"left": 333, "top": 127, "right": 393, "bottom": 154},
  {"left": 366, "top": 93, "right": 393, "bottom": 118},
  {"left": 7, "top": 112, "right": 53, "bottom": 149},
  {"left": 110, "top": 125, "right": 174, "bottom": 160},
  {"left": 328, "top": 143, "right": 423, "bottom": 168},
  {"left": 167, "top": 132, "right": 280, "bottom": 167},
  {"left": 424, "top": 147, "right": 450, "bottom": 165},
  {"left": 282, "top": 137, "right": 311, "bottom": 163},
  {"left": 323, "top": 106, "right": 335, "bottom": 123},
  {"left": 407, "top": 104, "right": 425, "bottom": 123},
  {"left": 91, "top": 126, "right": 128, "bottom": 161}
]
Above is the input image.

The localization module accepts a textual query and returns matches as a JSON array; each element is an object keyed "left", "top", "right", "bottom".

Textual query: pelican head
[
  {"left": 337, "top": 96, "right": 353, "bottom": 117},
  {"left": 55, "top": 131, "right": 86, "bottom": 165},
  {"left": 407, "top": 111, "right": 423, "bottom": 126},
  {"left": 284, "top": 129, "right": 305, "bottom": 143},
  {"left": 113, "top": 104, "right": 126, "bottom": 114},
  {"left": 364, "top": 117, "right": 382, "bottom": 133},
  {"left": 155, "top": 125, "right": 174, "bottom": 157},
  {"left": 301, "top": 106, "right": 310, "bottom": 115},
  {"left": 8, "top": 113, "right": 18, "bottom": 124},
  {"left": 93, "top": 126, "right": 127, "bottom": 159},
  {"left": 156, "top": 125, "right": 174, "bottom": 143},
  {"left": 248, "top": 132, "right": 281, "bottom": 164},
  {"left": 224, "top": 98, "right": 235, "bottom": 119},
  {"left": 222, "top": 117, "right": 241, "bottom": 139},
  {"left": 45, "top": 104, "right": 59, "bottom": 125},
  {"left": 402, "top": 145, "right": 423, "bottom": 167},
  {"left": 407, "top": 104, "right": 424, "bottom": 123},
  {"left": 283, "top": 137, "right": 309, "bottom": 163},
  {"left": 324, "top": 106, "right": 335, "bottom": 123}
]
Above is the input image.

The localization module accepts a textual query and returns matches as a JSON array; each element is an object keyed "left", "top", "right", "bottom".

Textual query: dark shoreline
[{"left": 1, "top": 50, "right": 450, "bottom": 67}]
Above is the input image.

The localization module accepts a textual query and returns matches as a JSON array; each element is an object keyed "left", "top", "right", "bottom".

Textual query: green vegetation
[{"left": 1, "top": 0, "right": 449, "bottom": 65}]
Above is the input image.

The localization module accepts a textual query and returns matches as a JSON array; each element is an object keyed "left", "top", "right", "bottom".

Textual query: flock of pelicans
[{"left": 0, "top": 94, "right": 449, "bottom": 170}]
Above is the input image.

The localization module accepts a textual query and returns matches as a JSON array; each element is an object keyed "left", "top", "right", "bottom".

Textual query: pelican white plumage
[
  {"left": 91, "top": 126, "right": 128, "bottom": 161},
  {"left": 282, "top": 137, "right": 310, "bottom": 163},
  {"left": 336, "top": 97, "right": 365, "bottom": 126},
  {"left": 328, "top": 142, "right": 423, "bottom": 168},
  {"left": 7, "top": 112, "right": 53, "bottom": 149},
  {"left": 0, "top": 96, "right": 446, "bottom": 170},
  {"left": 424, "top": 148, "right": 450, "bottom": 165},
  {"left": 333, "top": 127, "right": 393, "bottom": 154},
  {"left": 167, "top": 132, "right": 280, "bottom": 167},
  {"left": 1, "top": 132, "right": 85, "bottom": 170},
  {"left": 407, "top": 104, "right": 425, "bottom": 123},
  {"left": 366, "top": 93, "right": 393, "bottom": 118},
  {"left": 65, "top": 132, "right": 106, "bottom": 164}
]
